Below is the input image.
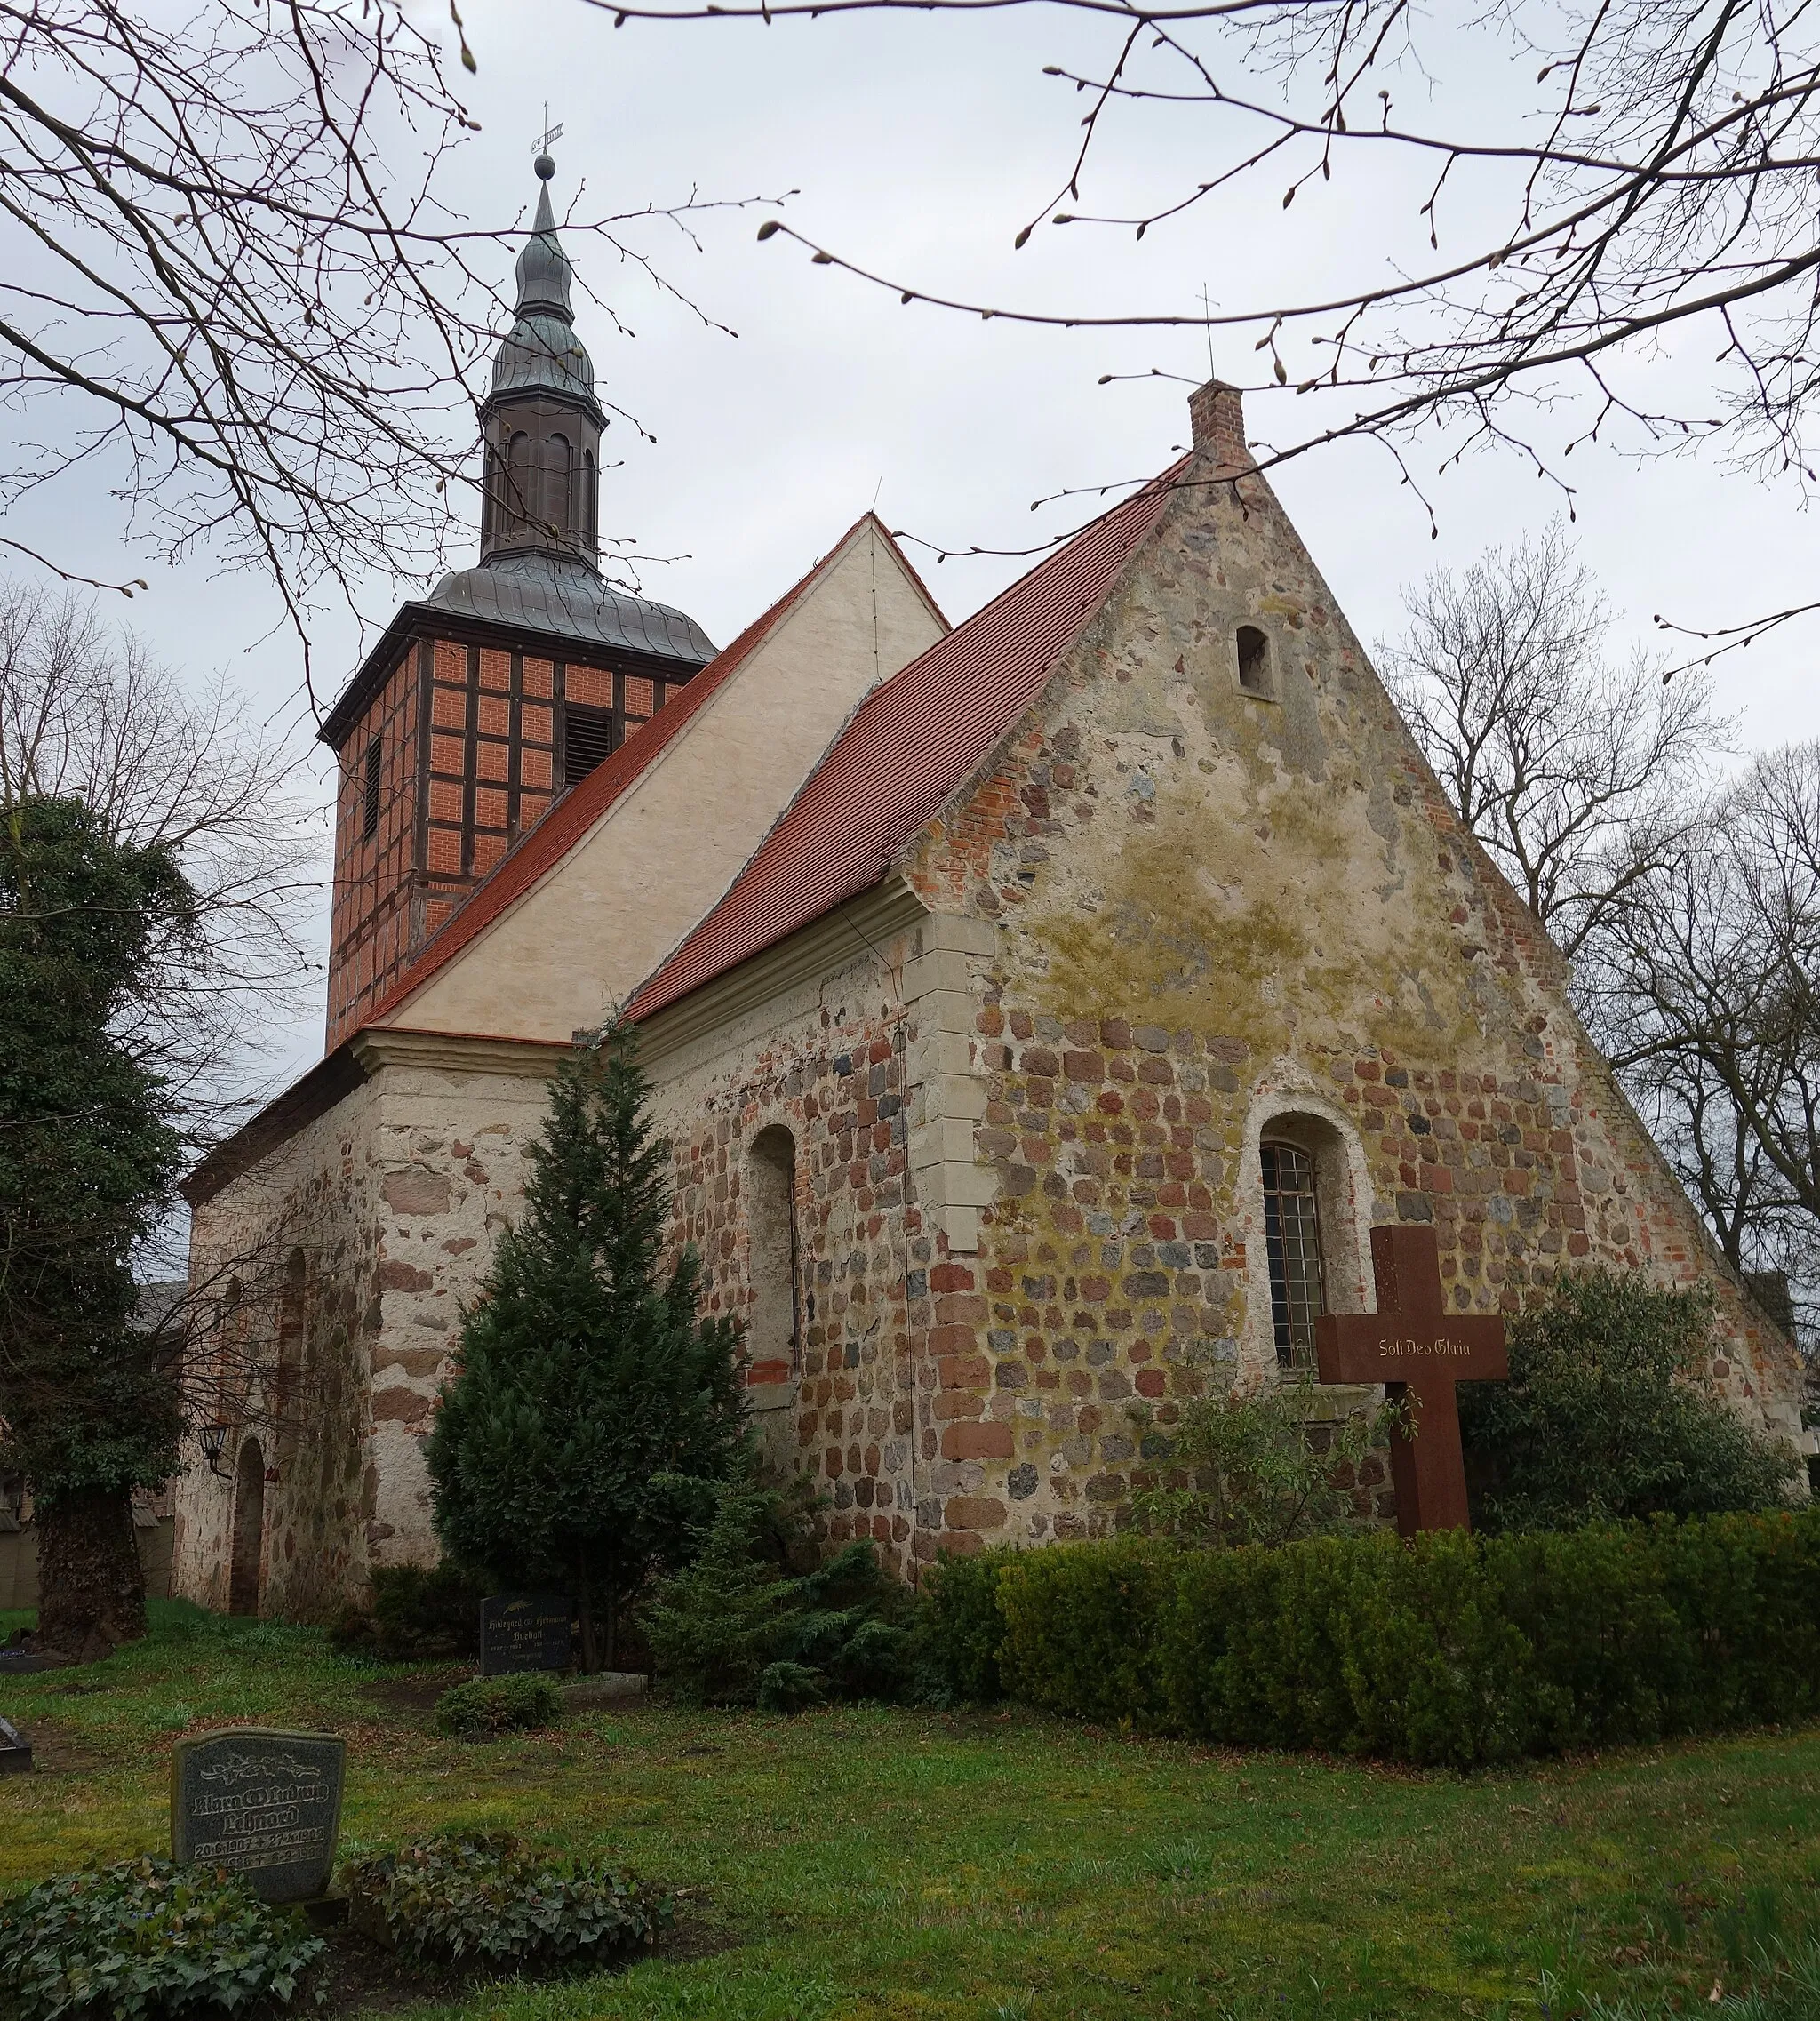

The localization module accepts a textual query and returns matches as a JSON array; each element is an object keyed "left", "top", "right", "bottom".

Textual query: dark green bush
[
  {"left": 0, "top": 1857, "right": 323, "bottom": 2021},
  {"left": 933, "top": 1507, "right": 1820, "bottom": 1768},
  {"left": 1129, "top": 1366, "right": 1392, "bottom": 1547},
  {"left": 432, "top": 1672, "right": 563, "bottom": 1737},
  {"left": 343, "top": 1832, "right": 663, "bottom": 1973},
  {"left": 1458, "top": 1269, "right": 1801, "bottom": 1530},
  {"left": 328, "top": 1562, "right": 487, "bottom": 1663},
  {"left": 641, "top": 1482, "right": 911, "bottom": 1710}
]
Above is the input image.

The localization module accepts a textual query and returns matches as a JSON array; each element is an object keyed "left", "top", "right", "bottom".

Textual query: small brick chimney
[{"left": 1187, "top": 379, "right": 1251, "bottom": 470}]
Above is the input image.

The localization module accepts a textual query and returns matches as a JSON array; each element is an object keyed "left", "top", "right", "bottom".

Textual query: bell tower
[
  {"left": 316, "top": 148, "right": 717, "bottom": 1051},
  {"left": 480, "top": 151, "right": 602, "bottom": 566}
]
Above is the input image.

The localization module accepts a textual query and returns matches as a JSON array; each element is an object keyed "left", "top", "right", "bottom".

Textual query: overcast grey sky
[{"left": 19, "top": 0, "right": 1819, "bottom": 1099}]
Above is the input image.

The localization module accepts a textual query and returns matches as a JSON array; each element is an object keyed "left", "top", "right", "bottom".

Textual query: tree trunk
[
  {"left": 605, "top": 1578, "right": 618, "bottom": 1674},
  {"left": 35, "top": 1486, "right": 147, "bottom": 1662}
]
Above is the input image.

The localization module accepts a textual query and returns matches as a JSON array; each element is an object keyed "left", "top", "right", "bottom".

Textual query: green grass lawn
[{"left": 3, "top": 1602, "right": 1818, "bottom": 2020}]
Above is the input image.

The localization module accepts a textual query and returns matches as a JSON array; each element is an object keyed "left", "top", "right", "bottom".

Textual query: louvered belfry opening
[
  {"left": 563, "top": 702, "right": 616, "bottom": 785},
  {"left": 361, "top": 735, "right": 382, "bottom": 840}
]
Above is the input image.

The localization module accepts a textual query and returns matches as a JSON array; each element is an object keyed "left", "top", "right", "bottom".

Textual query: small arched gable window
[{"left": 1236, "top": 624, "right": 1273, "bottom": 697}]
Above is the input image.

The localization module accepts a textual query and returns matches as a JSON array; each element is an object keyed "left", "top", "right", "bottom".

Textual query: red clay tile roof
[
  {"left": 627, "top": 459, "right": 1188, "bottom": 1025},
  {"left": 364, "top": 513, "right": 938, "bottom": 1033}
]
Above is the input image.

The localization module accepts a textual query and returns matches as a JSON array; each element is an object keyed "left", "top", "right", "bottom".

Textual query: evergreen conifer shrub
[
  {"left": 642, "top": 1477, "right": 911, "bottom": 1709},
  {"left": 426, "top": 1026, "right": 746, "bottom": 1670},
  {"left": 432, "top": 1672, "right": 563, "bottom": 1737}
]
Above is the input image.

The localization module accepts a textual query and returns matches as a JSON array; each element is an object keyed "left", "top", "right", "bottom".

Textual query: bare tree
[
  {"left": 0, "top": 575, "right": 322, "bottom": 1134},
  {"left": 608, "top": 0, "right": 1820, "bottom": 653},
  {"left": 1587, "top": 741, "right": 1820, "bottom": 1377},
  {"left": 1379, "top": 523, "right": 1727, "bottom": 962},
  {"left": 1, "top": 2, "right": 774, "bottom": 695}
]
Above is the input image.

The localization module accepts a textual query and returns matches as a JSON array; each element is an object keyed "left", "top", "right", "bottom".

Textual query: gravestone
[
  {"left": 479, "top": 1594, "right": 571, "bottom": 1676},
  {"left": 0, "top": 1715, "right": 30, "bottom": 1773},
  {"left": 1313, "top": 1223, "right": 1507, "bottom": 1535},
  {"left": 171, "top": 1728, "right": 346, "bottom": 1903},
  {"left": 0, "top": 1650, "right": 50, "bottom": 1675}
]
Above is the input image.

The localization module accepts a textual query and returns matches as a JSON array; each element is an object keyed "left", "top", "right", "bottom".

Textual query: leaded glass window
[{"left": 1262, "top": 1140, "right": 1323, "bottom": 1363}]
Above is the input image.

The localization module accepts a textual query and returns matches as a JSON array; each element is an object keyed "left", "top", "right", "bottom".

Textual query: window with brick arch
[{"left": 1261, "top": 1138, "right": 1323, "bottom": 1364}]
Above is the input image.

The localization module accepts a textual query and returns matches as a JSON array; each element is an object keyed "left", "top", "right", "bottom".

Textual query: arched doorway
[{"left": 228, "top": 1437, "right": 265, "bottom": 1617}]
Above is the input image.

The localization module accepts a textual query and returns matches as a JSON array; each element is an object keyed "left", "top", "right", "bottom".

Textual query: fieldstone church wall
[{"left": 174, "top": 1038, "right": 560, "bottom": 1618}]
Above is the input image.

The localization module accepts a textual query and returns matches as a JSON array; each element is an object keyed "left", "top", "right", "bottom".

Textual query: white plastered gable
[{"left": 383, "top": 518, "right": 947, "bottom": 1046}]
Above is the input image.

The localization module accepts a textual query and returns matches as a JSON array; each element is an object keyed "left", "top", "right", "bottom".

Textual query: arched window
[
  {"left": 546, "top": 431, "right": 571, "bottom": 539},
  {"left": 228, "top": 1436, "right": 265, "bottom": 1618},
  {"left": 481, "top": 439, "right": 499, "bottom": 544},
  {"left": 1236, "top": 624, "right": 1273, "bottom": 697},
  {"left": 1261, "top": 1139, "right": 1322, "bottom": 1362},
  {"left": 504, "top": 429, "right": 533, "bottom": 534},
  {"left": 583, "top": 451, "right": 597, "bottom": 554},
  {"left": 215, "top": 1277, "right": 244, "bottom": 1422},
  {"left": 1250, "top": 1107, "right": 1370, "bottom": 1370},
  {"left": 273, "top": 1250, "right": 306, "bottom": 1460},
  {"left": 746, "top": 1126, "right": 801, "bottom": 1437}
]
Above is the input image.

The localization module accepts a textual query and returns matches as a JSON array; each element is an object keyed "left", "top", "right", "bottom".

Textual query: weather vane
[{"left": 534, "top": 106, "right": 563, "bottom": 159}]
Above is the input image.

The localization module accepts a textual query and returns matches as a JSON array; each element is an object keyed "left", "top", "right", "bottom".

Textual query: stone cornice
[
  {"left": 350, "top": 1026, "right": 572, "bottom": 1081},
  {"left": 635, "top": 875, "right": 930, "bottom": 1074}
]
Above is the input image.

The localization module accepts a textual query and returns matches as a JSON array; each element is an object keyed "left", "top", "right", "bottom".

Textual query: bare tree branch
[
  {"left": 644, "top": 0, "right": 1820, "bottom": 642},
  {"left": 0, "top": 574, "right": 323, "bottom": 1150},
  {"left": 0, "top": 2, "right": 784, "bottom": 701},
  {"left": 1380, "top": 522, "right": 1729, "bottom": 962}
]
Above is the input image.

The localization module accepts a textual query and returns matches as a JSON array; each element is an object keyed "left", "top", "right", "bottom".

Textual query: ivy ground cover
[{"left": 2, "top": 1602, "right": 1818, "bottom": 2020}]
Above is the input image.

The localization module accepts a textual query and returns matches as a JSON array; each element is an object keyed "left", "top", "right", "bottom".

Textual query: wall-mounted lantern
[{"left": 201, "top": 1425, "right": 230, "bottom": 1478}]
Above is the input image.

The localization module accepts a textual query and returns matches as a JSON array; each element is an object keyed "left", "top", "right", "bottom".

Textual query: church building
[{"left": 173, "top": 159, "right": 1809, "bottom": 1618}]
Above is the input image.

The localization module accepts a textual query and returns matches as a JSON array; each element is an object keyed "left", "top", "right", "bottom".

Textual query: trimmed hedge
[{"left": 931, "top": 1508, "right": 1820, "bottom": 1767}]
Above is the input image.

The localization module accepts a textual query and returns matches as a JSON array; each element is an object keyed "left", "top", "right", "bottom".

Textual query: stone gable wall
[
  {"left": 883, "top": 449, "right": 1806, "bottom": 1555},
  {"left": 352, "top": 1053, "right": 553, "bottom": 1571}
]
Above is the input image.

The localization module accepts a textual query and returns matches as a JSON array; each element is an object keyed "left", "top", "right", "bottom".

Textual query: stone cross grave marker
[
  {"left": 480, "top": 1594, "right": 572, "bottom": 1676},
  {"left": 1313, "top": 1224, "right": 1507, "bottom": 1534},
  {"left": 171, "top": 1728, "right": 346, "bottom": 1903}
]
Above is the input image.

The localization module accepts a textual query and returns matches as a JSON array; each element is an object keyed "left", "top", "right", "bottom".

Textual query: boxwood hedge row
[{"left": 919, "top": 1507, "right": 1820, "bottom": 1767}]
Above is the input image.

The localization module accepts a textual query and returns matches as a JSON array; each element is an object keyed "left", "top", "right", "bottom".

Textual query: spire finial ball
[{"left": 534, "top": 152, "right": 555, "bottom": 180}]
